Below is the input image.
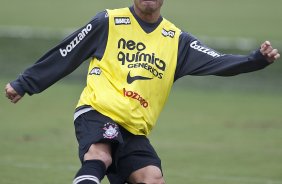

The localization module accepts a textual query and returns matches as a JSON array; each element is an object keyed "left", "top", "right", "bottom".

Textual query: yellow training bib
[{"left": 77, "top": 7, "right": 181, "bottom": 135}]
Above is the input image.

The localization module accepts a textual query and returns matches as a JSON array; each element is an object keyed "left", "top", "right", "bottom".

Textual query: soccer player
[{"left": 4, "top": 0, "right": 280, "bottom": 183}]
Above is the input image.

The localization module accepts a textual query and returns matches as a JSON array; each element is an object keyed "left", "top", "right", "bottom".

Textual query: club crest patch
[{"left": 103, "top": 122, "right": 119, "bottom": 139}]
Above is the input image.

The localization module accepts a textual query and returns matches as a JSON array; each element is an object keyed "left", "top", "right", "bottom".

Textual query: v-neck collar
[{"left": 129, "top": 6, "right": 163, "bottom": 34}]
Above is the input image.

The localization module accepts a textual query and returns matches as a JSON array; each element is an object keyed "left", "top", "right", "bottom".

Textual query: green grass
[
  {"left": 1, "top": 0, "right": 282, "bottom": 41},
  {"left": 1, "top": 79, "right": 281, "bottom": 184},
  {"left": 0, "top": 80, "right": 81, "bottom": 184},
  {"left": 154, "top": 88, "right": 282, "bottom": 183},
  {"left": 0, "top": 0, "right": 282, "bottom": 183}
]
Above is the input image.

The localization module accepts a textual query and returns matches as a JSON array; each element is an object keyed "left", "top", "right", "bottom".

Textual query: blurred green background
[{"left": 0, "top": 1, "right": 281, "bottom": 184}]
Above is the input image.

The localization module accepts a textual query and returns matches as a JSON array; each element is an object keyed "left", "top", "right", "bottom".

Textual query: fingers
[
  {"left": 5, "top": 83, "right": 22, "bottom": 103},
  {"left": 6, "top": 92, "right": 22, "bottom": 103},
  {"left": 260, "top": 41, "right": 280, "bottom": 63},
  {"left": 267, "top": 49, "right": 279, "bottom": 58},
  {"left": 274, "top": 53, "right": 280, "bottom": 60},
  {"left": 5, "top": 83, "right": 15, "bottom": 98},
  {"left": 260, "top": 41, "right": 272, "bottom": 56},
  {"left": 11, "top": 95, "right": 22, "bottom": 103},
  {"left": 261, "top": 40, "right": 271, "bottom": 49}
]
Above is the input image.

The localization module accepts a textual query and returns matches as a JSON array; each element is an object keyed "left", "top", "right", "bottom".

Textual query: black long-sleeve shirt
[{"left": 10, "top": 7, "right": 269, "bottom": 97}]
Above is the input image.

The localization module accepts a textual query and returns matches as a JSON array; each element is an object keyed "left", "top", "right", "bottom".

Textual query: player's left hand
[{"left": 260, "top": 41, "right": 280, "bottom": 63}]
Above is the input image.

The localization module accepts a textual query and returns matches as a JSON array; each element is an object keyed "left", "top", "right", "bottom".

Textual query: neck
[{"left": 133, "top": 5, "right": 161, "bottom": 23}]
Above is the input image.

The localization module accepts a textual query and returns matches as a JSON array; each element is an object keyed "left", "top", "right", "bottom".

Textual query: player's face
[{"left": 134, "top": 0, "right": 164, "bottom": 14}]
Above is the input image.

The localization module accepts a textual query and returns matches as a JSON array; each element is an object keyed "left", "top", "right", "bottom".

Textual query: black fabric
[
  {"left": 74, "top": 160, "right": 106, "bottom": 183},
  {"left": 74, "top": 110, "right": 162, "bottom": 184},
  {"left": 74, "top": 110, "right": 123, "bottom": 162},
  {"left": 174, "top": 33, "right": 270, "bottom": 80},
  {"left": 107, "top": 126, "right": 162, "bottom": 184}
]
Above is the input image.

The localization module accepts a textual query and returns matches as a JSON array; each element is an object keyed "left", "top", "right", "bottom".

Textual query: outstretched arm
[
  {"left": 175, "top": 32, "right": 280, "bottom": 80},
  {"left": 4, "top": 11, "right": 109, "bottom": 103}
]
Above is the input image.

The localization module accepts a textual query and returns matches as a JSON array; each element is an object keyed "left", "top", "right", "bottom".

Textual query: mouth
[
  {"left": 141, "top": 0, "right": 157, "bottom": 5},
  {"left": 141, "top": 0, "right": 157, "bottom": 3}
]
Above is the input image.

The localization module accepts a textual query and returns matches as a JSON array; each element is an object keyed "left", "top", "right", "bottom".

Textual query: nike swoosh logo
[{"left": 127, "top": 71, "right": 153, "bottom": 84}]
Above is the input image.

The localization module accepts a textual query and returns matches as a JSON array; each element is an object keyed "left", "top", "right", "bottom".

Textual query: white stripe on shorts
[{"left": 74, "top": 107, "right": 94, "bottom": 121}]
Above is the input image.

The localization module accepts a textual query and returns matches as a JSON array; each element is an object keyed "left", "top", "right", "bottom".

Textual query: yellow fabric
[{"left": 77, "top": 7, "right": 181, "bottom": 135}]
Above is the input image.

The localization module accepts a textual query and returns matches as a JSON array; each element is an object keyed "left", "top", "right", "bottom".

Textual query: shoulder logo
[
  {"left": 89, "top": 67, "right": 102, "bottom": 75},
  {"left": 105, "top": 12, "right": 109, "bottom": 18},
  {"left": 114, "top": 17, "right": 131, "bottom": 25},
  {"left": 162, "top": 28, "right": 175, "bottom": 38}
]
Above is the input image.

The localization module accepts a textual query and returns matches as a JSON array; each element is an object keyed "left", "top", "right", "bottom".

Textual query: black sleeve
[
  {"left": 174, "top": 32, "right": 270, "bottom": 81},
  {"left": 10, "top": 11, "right": 109, "bottom": 96}
]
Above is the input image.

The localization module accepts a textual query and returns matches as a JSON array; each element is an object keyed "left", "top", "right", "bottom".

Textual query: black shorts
[{"left": 74, "top": 110, "right": 162, "bottom": 184}]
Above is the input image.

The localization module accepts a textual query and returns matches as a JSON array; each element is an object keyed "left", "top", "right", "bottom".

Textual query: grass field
[
  {"left": 0, "top": 80, "right": 282, "bottom": 184},
  {"left": 0, "top": 0, "right": 282, "bottom": 183},
  {"left": 1, "top": 0, "right": 282, "bottom": 42}
]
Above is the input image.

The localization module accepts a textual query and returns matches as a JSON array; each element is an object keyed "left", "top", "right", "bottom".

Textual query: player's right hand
[{"left": 5, "top": 83, "right": 22, "bottom": 103}]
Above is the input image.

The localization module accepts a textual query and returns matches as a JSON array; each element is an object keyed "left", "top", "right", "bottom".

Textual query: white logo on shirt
[
  {"left": 162, "top": 29, "right": 175, "bottom": 38},
  {"left": 190, "top": 41, "right": 222, "bottom": 58},
  {"left": 114, "top": 17, "right": 131, "bottom": 25},
  {"left": 60, "top": 24, "right": 92, "bottom": 57}
]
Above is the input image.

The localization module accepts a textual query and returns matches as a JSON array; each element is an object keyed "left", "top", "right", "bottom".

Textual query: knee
[
  {"left": 84, "top": 143, "right": 112, "bottom": 167},
  {"left": 128, "top": 166, "right": 165, "bottom": 184},
  {"left": 132, "top": 176, "right": 165, "bottom": 184},
  {"left": 144, "top": 176, "right": 165, "bottom": 184},
  {"left": 149, "top": 176, "right": 165, "bottom": 184}
]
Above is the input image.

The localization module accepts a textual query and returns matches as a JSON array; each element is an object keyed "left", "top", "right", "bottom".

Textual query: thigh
[
  {"left": 107, "top": 131, "right": 162, "bottom": 184},
  {"left": 74, "top": 110, "right": 123, "bottom": 162}
]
